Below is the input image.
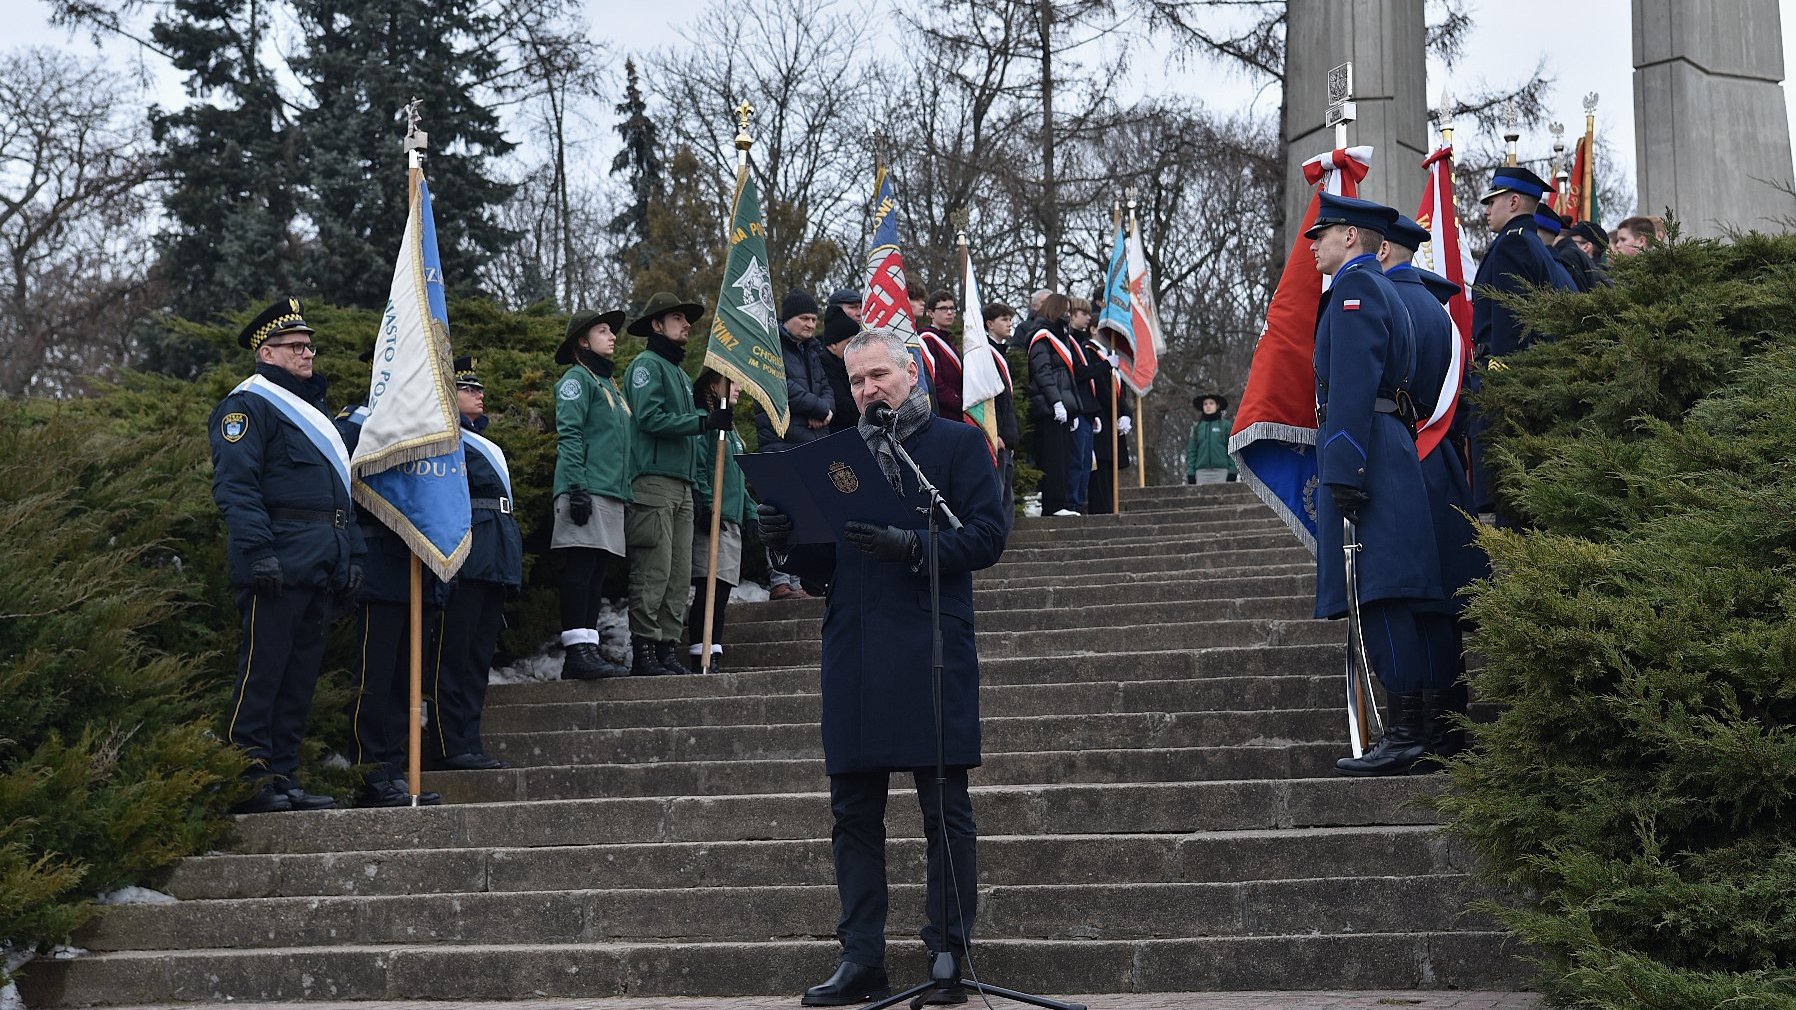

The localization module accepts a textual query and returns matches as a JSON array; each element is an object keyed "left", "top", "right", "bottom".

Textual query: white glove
[
  {"left": 1104, "top": 349, "right": 1120, "bottom": 367},
  {"left": 1092, "top": 417, "right": 1103, "bottom": 434},
  {"left": 1053, "top": 402, "right": 1068, "bottom": 424},
  {"left": 1117, "top": 415, "right": 1133, "bottom": 436}
]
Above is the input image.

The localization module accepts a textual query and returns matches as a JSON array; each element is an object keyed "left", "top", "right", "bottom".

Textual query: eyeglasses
[
  {"left": 267, "top": 341, "right": 317, "bottom": 355},
  {"left": 931, "top": 305, "right": 957, "bottom": 313}
]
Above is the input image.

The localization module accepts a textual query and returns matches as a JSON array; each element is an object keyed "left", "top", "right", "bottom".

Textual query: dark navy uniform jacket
[
  {"left": 335, "top": 401, "right": 447, "bottom": 606},
  {"left": 1387, "top": 265, "right": 1491, "bottom": 615},
  {"left": 782, "top": 415, "right": 1009, "bottom": 775},
  {"left": 458, "top": 414, "right": 523, "bottom": 588},
  {"left": 1312, "top": 253, "right": 1442, "bottom": 620},
  {"left": 210, "top": 363, "right": 366, "bottom": 591},
  {"left": 1472, "top": 217, "right": 1577, "bottom": 359}
]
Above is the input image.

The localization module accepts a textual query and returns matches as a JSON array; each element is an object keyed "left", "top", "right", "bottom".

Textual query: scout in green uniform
[
  {"left": 623, "top": 291, "right": 736, "bottom": 676},
  {"left": 1185, "top": 394, "right": 1238, "bottom": 485},
  {"left": 552, "top": 309, "right": 635, "bottom": 680},
  {"left": 686, "top": 367, "right": 758, "bottom": 673}
]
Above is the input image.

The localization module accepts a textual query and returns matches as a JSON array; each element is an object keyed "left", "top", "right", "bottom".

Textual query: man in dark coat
[
  {"left": 982, "top": 301, "right": 1023, "bottom": 515},
  {"left": 1024, "top": 291, "right": 1079, "bottom": 515},
  {"left": 1079, "top": 324, "right": 1134, "bottom": 515},
  {"left": 757, "top": 327, "right": 1008, "bottom": 1007},
  {"left": 1380, "top": 217, "right": 1493, "bottom": 772},
  {"left": 210, "top": 297, "right": 365, "bottom": 813},
  {"left": 756, "top": 289, "right": 835, "bottom": 600},
  {"left": 1305, "top": 195, "right": 1444, "bottom": 777},
  {"left": 819, "top": 302, "right": 860, "bottom": 435}
]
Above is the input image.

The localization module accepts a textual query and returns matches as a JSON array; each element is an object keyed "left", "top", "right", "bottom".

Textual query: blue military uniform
[
  {"left": 780, "top": 408, "right": 1009, "bottom": 981},
  {"left": 334, "top": 391, "right": 448, "bottom": 804},
  {"left": 428, "top": 358, "right": 522, "bottom": 769},
  {"left": 209, "top": 299, "right": 365, "bottom": 812}
]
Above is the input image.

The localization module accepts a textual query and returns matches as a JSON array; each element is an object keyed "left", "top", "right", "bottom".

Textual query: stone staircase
[{"left": 20, "top": 482, "right": 1526, "bottom": 1006}]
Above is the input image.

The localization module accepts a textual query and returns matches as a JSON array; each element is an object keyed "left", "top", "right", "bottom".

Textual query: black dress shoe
[
  {"left": 801, "top": 960, "right": 890, "bottom": 1007},
  {"left": 281, "top": 787, "right": 338, "bottom": 811},
  {"left": 357, "top": 778, "right": 443, "bottom": 807},
  {"left": 228, "top": 783, "right": 292, "bottom": 815},
  {"left": 427, "top": 752, "right": 508, "bottom": 771}
]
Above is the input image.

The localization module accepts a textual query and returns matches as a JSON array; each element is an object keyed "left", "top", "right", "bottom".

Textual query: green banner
[{"left": 705, "top": 168, "right": 789, "bottom": 437}]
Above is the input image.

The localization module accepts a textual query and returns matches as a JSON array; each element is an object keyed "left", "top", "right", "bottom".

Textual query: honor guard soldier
[
  {"left": 1303, "top": 195, "right": 1444, "bottom": 777},
  {"left": 756, "top": 328, "right": 1010, "bottom": 1007},
  {"left": 1379, "top": 216, "right": 1493, "bottom": 772},
  {"left": 1531, "top": 208, "right": 1584, "bottom": 291},
  {"left": 209, "top": 298, "right": 365, "bottom": 813},
  {"left": 1469, "top": 166, "right": 1577, "bottom": 514},
  {"left": 335, "top": 346, "right": 445, "bottom": 808},
  {"left": 427, "top": 357, "right": 521, "bottom": 770},
  {"left": 552, "top": 309, "right": 635, "bottom": 680},
  {"left": 623, "top": 292, "right": 736, "bottom": 677}
]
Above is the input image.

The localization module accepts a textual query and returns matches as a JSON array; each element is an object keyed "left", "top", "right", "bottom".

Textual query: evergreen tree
[
  {"left": 627, "top": 144, "right": 724, "bottom": 358},
  {"left": 150, "top": 0, "right": 301, "bottom": 319},
  {"left": 608, "top": 59, "right": 664, "bottom": 276},
  {"left": 292, "top": 0, "right": 518, "bottom": 309}
]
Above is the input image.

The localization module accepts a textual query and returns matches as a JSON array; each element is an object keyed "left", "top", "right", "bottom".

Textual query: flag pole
[
  {"left": 703, "top": 102, "right": 755, "bottom": 674},
  {"left": 1125, "top": 191, "right": 1148, "bottom": 489},
  {"left": 1581, "top": 93, "right": 1598, "bottom": 222},
  {"left": 402, "top": 102, "right": 429, "bottom": 806},
  {"left": 1109, "top": 200, "right": 1122, "bottom": 512}
]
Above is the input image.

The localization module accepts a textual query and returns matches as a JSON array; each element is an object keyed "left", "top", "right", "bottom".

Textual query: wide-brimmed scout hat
[
  {"left": 626, "top": 291, "right": 707, "bottom": 337},
  {"left": 1193, "top": 393, "right": 1229, "bottom": 412},
  {"left": 557, "top": 309, "right": 627, "bottom": 365}
]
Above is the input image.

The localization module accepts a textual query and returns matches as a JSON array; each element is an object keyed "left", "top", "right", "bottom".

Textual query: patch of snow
[
  {"left": 487, "top": 598, "right": 632, "bottom": 684},
  {"left": 96, "top": 886, "right": 176, "bottom": 906},
  {"left": 1022, "top": 492, "right": 1042, "bottom": 518},
  {"left": 322, "top": 751, "right": 352, "bottom": 770},
  {"left": 3, "top": 947, "right": 32, "bottom": 1010},
  {"left": 46, "top": 946, "right": 84, "bottom": 961},
  {"left": 730, "top": 582, "right": 771, "bottom": 603}
]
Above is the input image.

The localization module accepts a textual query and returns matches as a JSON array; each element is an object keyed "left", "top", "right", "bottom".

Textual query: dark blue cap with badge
[
  {"left": 453, "top": 355, "right": 483, "bottom": 390},
  {"left": 1385, "top": 214, "right": 1432, "bottom": 251},
  {"left": 238, "top": 296, "right": 315, "bottom": 350},
  {"left": 1304, "top": 193, "right": 1400, "bottom": 240},
  {"left": 1480, "top": 166, "right": 1551, "bottom": 203},
  {"left": 1533, "top": 207, "right": 1565, "bottom": 234},
  {"left": 1415, "top": 268, "right": 1463, "bottom": 306}
]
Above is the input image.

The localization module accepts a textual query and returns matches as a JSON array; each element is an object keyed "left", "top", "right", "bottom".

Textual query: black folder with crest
[{"left": 735, "top": 428, "right": 922, "bottom": 546}]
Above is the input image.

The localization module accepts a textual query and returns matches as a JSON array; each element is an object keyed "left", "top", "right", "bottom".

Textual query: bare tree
[{"left": 0, "top": 47, "right": 159, "bottom": 397}]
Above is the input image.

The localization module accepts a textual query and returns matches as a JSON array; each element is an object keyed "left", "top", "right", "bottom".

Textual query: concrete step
[
  {"left": 223, "top": 777, "right": 1445, "bottom": 856},
  {"left": 999, "top": 531, "right": 1301, "bottom": 565},
  {"left": 723, "top": 596, "right": 1316, "bottom": 646},
  {"left": 18, "top": 932, "right": 1528, "bottom": 1005},
  {"left": 159, "top": 825, "right": 1467, "bottom": 901},
  {"left": 479, "top": 707, "right": 1351, "bottom": 769},
  {"left": 980, "top": 559, "right": 1314, "bottom": 592},
  {"left": 988, "top": 538, "right": 1309, "bottom": 576},
  {"left": 1003, "top": 513, "right": 1285, "bottom": 546},
  {"left": 483, "top": 674, "right": 1347, "bottom": 734}
]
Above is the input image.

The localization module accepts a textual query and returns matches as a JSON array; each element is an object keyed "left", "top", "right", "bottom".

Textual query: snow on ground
[
  {"left": 96, "top": 886, "right": 176, "bottom": 906},
  {"left": 2, "top": 946, "right": 31, "bottom": 1010},
  {"left": 1022, "top": 491, "right": 1043, "bottom": 517}
]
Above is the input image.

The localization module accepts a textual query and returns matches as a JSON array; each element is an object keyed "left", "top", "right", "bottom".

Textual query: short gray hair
[{"left": 844, "top": 326, "right": 912, "bottom": 369}]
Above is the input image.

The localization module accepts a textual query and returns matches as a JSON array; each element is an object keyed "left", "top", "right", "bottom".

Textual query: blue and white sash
[
  {"left": 460, "top": 427, "right": 512, "bottom": 498},
  {"left": 235, "top": 374, "right": 353, "bottom": 494}
]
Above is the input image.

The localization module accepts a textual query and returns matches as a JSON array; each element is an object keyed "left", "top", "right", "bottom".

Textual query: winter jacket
[
  {"left": 1185, "top": 417, "right": 1235, "bottom": 475},
  {"left": 552, "top": 355, "right": 633, "bottom": 501},
  {"left": 754, "top": 326, "right": 836, "bottom": 450}
]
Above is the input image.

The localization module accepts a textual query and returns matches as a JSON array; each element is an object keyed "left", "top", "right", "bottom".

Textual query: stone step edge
[{"left": 481, "top": 706, "right": 1354, "bottom": 740}]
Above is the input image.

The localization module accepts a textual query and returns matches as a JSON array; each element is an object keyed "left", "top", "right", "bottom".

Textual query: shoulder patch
[
  {"left": 220, "top": 411, "right": 249, "bottom": 443},
  {"left": 631, "top": 366, "right": 651, "bottom": 389},
  {"left": 1342, "top": 299, "right": 1361, "bottom": 311},
  {"left": 558, "top": 377, "right": 582, "bottom": 400}
]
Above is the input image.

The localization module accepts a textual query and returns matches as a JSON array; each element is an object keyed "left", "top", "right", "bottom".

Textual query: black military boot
[
  {"left": 1336, "top": 692, "right": 1427, "bottom": 776},
  {"left": 629, "top": 635, "right": 665, "bottom": 676},
  {"left": 655, "top": 640, "right": 695, "bottom": 676},
  {"left": 561, "top": 641, "right": 603, "bottom": 680},
  {"left": 1409, "top": 689, "right": 1453, "bottom": 775},
  {"left": 801, "top": 960, "right": 890, "bottom": 1007},
  {"left": 578, "top": 642, "right": 629, "bottom": 680}
]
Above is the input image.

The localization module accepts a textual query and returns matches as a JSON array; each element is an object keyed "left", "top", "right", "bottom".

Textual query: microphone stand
[{"left": 869, "top": 426, "right": 1085, "bottom": 1010}]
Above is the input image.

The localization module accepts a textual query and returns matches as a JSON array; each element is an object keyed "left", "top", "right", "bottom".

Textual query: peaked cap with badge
[
  {"left": 239, "top": 297, "right": 316, "bottom": 350},
  {"left": 1480, "top": 166, "right": 1551, "bottom": 203},
  {"left": 626, "top": 292, "right": 707, "bottom": 337},
  {"left": 1385, "top": 214, "right": 1432, "bottom": 252},
  {"left": 1304, "top": 193, "right": 1401, "bottom": 240},
  {"left": 453, "top": 356, "right": 484, "bottom": 390},
  {"left": 557, "top": 309, "right": 628, "bottom": 365}
]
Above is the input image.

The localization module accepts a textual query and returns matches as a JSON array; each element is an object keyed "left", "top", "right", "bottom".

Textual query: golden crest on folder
[{"left": 828, "top": 460, "right": 859, "bottom": 494}]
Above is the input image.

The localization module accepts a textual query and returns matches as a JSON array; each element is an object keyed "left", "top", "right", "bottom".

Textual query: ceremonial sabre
[{"left": 1341, "top": 518, "right": 1382, "bottom": 757}]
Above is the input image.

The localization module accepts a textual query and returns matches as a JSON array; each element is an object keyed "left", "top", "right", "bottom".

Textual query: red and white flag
[{"left": 1411, "top": 145, "right": 1476, "bottom": 461}]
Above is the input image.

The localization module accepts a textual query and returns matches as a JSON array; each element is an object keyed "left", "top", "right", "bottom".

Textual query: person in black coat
[
  {"left": 1079, "top": 327, "right": 1134, "bottom": 515},
  {"left": 982, "top": 301, "right": 1023, "bottom": 516},
  {"left": 757, "top": 328, "right": 1008, "bottom": 1007},
  {"left": 1024, "top": 292, "right": 1079, "bottom": 515},
  {"left": 426, "top": 358, "right": 523, "bottom": 776},
  {"left": 753, "top": 289, "right": 835, "bottom": 450},
  {"left": 209, "top": 298, "right": 365, "bottom": 814},
  {"left": 818, "top": 302, "right": 859, "bottom": 435}
]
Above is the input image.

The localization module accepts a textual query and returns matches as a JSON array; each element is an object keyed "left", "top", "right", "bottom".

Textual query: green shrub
[{"left": 1442, "top": 230, "right": 1796, "bottom": 1006}]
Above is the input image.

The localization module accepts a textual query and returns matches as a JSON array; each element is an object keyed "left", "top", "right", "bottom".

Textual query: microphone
[{"left": 862, "top": 400, "right": 897, "bottom": 428}]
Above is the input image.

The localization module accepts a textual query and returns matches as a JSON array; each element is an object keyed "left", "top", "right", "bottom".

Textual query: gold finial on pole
[
  {"left": 734, "top": 100, "right": 755, "bottom": 168},
  {"left": 1436, "top": 90, "right": 1455, "bottom": 147},
  {"left": 1501, "top": 101, "right": 1521, "bottom": 166},
  {"left": 951, "top": 207, "right": 969, "bottom": 248},
  {"left": 1582, "top": 91, "right": 1599, "bottom": 131},
  {"left": 402, "top": 97, "right": 428, "bottom": 168}
]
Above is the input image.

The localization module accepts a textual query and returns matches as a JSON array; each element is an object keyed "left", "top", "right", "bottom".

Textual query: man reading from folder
[{"left": 757, "top": 327, "right": 1009, "bottom": 1007}]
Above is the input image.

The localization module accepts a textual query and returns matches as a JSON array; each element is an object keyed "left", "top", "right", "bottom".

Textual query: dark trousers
[
  {"left": 685, "top": 577, "right": 732, "bottom": 650},
  {"left": 1417, "top": 611, "right": 1465, "bottom": 690},
  {"left": 1088, "top": 455, "right": 1119, "bottom": 515},
  {"left": 558, "top": 547, "right": 610, "bottom": 631},
  {"left": 349, "top": 599, "right": 439, "bottom": 781},
  {"left": 996, "top": 447, "right": 1015, "bottom": 518},
  {"left": 1033, "top": 418, "right": 1073, "bottom": 513},
  {"left": 229, "top": 586, "right": 332, "bottom": 783},
  {"left": 1068, "top": 419, "right": 1094, "bottom": 510},
  {"left": 829, "top": 768, "right": 978, "bottom": 967},
  {"left": 431, "top": 579, "right": 504, "bottom": 759},
  {"left": 1360, "top": 599, "right": 1433, "bottom": 694}
]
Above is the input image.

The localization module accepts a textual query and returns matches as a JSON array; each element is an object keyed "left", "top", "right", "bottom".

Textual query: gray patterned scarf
[{"left": 858, "top": 384, "right": 933, "bottom": 495}]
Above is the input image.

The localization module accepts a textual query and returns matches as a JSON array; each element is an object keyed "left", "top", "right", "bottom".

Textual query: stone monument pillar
[
  {"left": 1283, "top": 0, "right": 1428, "bottom": 251},
  {"left": 1634, "top": 0, "right": 1796, "bottom": 236}
]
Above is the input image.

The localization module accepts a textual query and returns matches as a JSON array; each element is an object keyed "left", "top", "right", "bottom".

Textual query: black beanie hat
[
  {"left": 781, "top": 288, "right": 820, "bottom": 322},
  {"left": 822, "top": 305, "right": 860, "bottom": 345}
]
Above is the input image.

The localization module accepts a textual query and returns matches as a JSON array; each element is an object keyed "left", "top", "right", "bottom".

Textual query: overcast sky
[{"left": 16, "top": 0, "right": 1796, "bottom": 215}]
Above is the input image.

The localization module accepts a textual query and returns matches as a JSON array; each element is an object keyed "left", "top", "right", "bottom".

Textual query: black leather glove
[
  {"left": 1185, "top": 474, "right": 1196, "bottom": 485},
  {"left": 250, "top": 556, "right": 283, "bottom": 599},
  {"left": 345, "top": 563, "right": 364, "bottom": 596},
  {"left": 1330, "top": 484, "right": 1370, "bottom": 524},
  {"left": 1226, "top": 472, "right": 1238, "bottom": 482},
  {"left": 568, "top": 488, "right": 593, "bottom": 526},
  {"left": 707, "top": 407, "right": 735, "bottom": 431},
  {"left": 756, "top": 503, "right": 793, "bottom": 552},
  {"left": 844, "top": 521, "right": 919, "bottom": 563}
]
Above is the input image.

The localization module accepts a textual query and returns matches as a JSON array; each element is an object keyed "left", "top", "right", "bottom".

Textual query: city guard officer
[
  {"left": 1304, "top": 195, "right": 1444, "bottom": 777},
  {"left": 210, "top": 298, "right": 364, "bottom": 813}
]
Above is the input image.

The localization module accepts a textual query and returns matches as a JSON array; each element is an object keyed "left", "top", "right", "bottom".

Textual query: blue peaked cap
[
  {"left": 1415, "top": 268, "right": 1462, "bottom": 306},
  {"left": 1386, "top": 214, "right": 1431, "bottom": 251},
  {"left": 1304, "top": 192, "right": 1400, "bottom": 239},
  {"left": 1481, "top": 166, "right": 1551, "bottom": 202},
  {"left": 1533, "top": 208, "right": 1565, "bottom": 234}
]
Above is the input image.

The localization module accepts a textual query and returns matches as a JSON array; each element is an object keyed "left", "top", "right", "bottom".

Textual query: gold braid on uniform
[{"left": 248, "top": 310, "right": 308, "bottom": 350}]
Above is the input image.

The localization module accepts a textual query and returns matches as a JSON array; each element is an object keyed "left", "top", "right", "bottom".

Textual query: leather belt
[
  {"left": 270, "top": 506, "right": 350, "bottom": 528},
  {"left": 471, "top": 496, "right": 513, "bottom": 514},
  {"left": 1315, "top": 398, "right": 1403, "bottom": 425}
]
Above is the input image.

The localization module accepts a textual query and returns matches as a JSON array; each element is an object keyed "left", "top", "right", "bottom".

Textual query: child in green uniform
[
  {"left": 1185, "top": 394, "right": 1238, "bottom": 485},
  {"left": 686, "top": 368, "right": 757, "bottom": 673}
]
